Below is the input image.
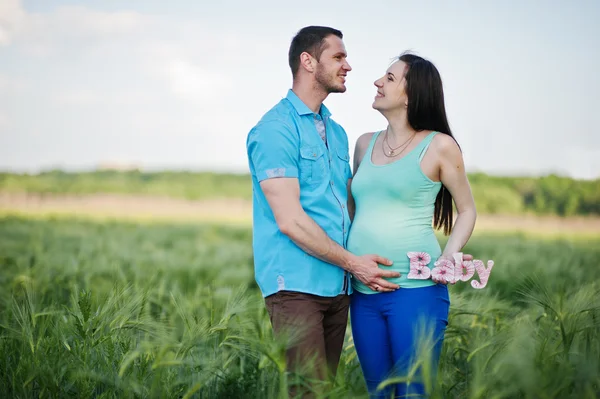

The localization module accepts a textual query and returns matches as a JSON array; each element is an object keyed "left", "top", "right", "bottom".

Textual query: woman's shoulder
[
  {"left": 430, "top": 132, "right": 460, "bottom": 149},
  {"left": 352, "top": 131, "right": 379, "bottom": 170},
  {"left": 429, "top": 132, "right": 463, "bottom": 161},
  {"left": 355, "top": 131, "right": 379, "bottom": 151}
]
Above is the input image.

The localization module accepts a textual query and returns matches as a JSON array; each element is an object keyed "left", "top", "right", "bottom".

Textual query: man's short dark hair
[{"left": 288, "top": 26, "right": 343, "bottom": 77}]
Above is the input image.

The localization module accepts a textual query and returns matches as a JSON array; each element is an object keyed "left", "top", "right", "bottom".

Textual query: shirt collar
[{"left": 286, "top": 89, "right": 332, "bottom": 118}]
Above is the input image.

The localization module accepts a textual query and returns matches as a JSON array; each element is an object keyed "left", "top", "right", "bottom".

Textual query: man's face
[{"left": 314, "top": 35, "right": 352, "bottom": 93}]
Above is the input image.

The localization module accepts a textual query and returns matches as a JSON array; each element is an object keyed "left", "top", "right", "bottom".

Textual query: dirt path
[
  {"left": 1, "top": 192, "right": 599, "bottom": 235},
  {"left": 0, "top": 192, "right": 252, "bottom": 223}
]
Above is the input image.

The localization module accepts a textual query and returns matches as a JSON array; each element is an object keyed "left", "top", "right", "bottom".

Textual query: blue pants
[{"left": 350, "top": 284, "right": 450, "bottom": 398}]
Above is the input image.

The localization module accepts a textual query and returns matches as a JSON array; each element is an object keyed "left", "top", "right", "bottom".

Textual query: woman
[{"left": 346, "top": 52, "right": 477, "bottom": 398}]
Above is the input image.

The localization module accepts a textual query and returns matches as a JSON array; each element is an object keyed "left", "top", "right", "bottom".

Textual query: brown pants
[{"left": 265, "top": 291, "right": 350, "bottom": 395}]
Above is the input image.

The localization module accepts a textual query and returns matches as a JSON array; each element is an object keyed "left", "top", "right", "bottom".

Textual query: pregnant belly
[{"left": 347, "top": 225, "right": 442, "bottom": 274}]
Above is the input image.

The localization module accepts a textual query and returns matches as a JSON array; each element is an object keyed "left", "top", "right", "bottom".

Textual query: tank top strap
[{"left": 416, "top": 131, "right": 439, "bottom": 162}]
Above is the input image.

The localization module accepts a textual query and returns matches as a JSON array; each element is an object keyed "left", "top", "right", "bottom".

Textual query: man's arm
[
  {"left": 248, "top": 120, "right": 399, "bottom": 291},
  {"left": 260, "top": 177, "right": 400, "bottom": 291}
]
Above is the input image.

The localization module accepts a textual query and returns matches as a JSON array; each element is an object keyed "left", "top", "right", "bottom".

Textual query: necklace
[{"left": 382, "top": 127, "right": 416, "bottom": 157}]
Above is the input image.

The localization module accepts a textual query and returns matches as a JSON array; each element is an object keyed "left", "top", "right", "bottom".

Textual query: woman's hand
[{"left": 431, "top": 253, "right": 473, "bottom": 284}]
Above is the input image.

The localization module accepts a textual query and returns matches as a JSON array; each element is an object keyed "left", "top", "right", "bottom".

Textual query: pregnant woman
[{"left": 347, "top": 51, "right": 477, "bottom": 398}]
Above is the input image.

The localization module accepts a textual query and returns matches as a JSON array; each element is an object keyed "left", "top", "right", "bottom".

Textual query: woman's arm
[{"left": 436, "top": 135, "right": 477, "bottom": 259}]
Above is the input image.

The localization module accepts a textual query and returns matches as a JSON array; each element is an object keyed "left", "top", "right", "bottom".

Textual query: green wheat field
[{"left": 1, "top": 213, "right": 599, "bottom": 399}]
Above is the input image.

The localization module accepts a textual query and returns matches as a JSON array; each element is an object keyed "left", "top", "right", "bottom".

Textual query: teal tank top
[{"left": 347, "top": 130, "right": 442, "bottom": 293}]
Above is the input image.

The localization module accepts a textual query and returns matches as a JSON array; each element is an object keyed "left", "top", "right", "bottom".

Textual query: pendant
[{"left": 389, "top": 150, "right": 394, "bottom": 156}]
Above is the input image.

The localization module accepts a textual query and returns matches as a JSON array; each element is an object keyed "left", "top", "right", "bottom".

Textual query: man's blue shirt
[{"left": 246, "top": 89, "right": 353, "bottom": 298}]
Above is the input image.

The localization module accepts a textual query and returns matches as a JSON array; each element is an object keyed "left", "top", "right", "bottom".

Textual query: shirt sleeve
[{"left": 247, "top": 119, "right": 299, "bottom": 182}]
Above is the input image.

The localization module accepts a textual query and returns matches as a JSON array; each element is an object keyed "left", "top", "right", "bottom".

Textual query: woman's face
[{"left": 372, "top": 60, "right": 408, "bottom": 112}]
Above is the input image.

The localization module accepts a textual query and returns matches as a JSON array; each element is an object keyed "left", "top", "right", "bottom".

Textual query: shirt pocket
[
  {"left": 299, "top": 145, "right": 326, "bottom": 185},
  {"left": 335, "top": 147, "right": 352, "bottom": 180}
]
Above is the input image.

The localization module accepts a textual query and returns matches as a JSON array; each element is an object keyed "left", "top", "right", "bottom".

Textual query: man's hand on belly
[{"left": 346, "top": 254, "right": 401, "bottom": 292}]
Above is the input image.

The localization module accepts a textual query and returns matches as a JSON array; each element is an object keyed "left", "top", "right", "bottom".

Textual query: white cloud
[
  {"left": 0, "top": 112, "right": 8, "bottom": 131},
  {"left": 54, "top": 90, "right": 102, "bottom": 106},
  {"left": 0, "top": 73, "right": 27, "bottom": 92},
  {"left": 0, "top": 0, "right": 25, "bottom": 46},
  {"left": 49, "top": 6, "right": 151, "bottom": 36},
  {"left": 163, "top": 59, "right": 233, "bottom": 102},
  {"left": 1, "top": 0, "right": 152, "bottom": 56},
  {"left": 135, "top": 33, "right": 245, "bottom": 105},
  {"left": 0, "top": 74, "right": 26, "bottom": 135},
  {"left": 566, "top": 147, "right": 600, "bottom": 180}
]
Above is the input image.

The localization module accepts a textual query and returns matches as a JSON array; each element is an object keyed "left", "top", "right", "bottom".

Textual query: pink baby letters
[
  {"left": 407, "top": 252, "right": 432, "bottom": 280},
  {"left": 470, "top": 260, "right": 494, "bottom": 289},
  {"left": 405, "top": 252, "right": 494, "bottom": 289}
]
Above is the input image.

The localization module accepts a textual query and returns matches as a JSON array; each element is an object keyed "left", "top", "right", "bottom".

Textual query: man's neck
[{"left": 292, "top": 80, "right": 328, "bottom": 114}]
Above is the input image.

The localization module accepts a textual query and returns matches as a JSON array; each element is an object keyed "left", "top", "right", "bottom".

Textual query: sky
[{"left": 1, "top": 0, "right": 599, "bottom": 179}]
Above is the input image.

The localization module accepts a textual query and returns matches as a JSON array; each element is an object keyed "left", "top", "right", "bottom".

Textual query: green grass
[{"left": 1, "top": 216, "right": 599, "bottom": 398}]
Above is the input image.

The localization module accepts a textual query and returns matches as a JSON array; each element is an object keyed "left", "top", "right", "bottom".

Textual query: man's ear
[{"left": 299, "top": 52, "right": 316, "bottom": 74}]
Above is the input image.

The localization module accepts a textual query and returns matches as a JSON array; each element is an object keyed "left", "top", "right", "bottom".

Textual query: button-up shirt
[{"left": 246, "top": 89, "right": 353, "bottom": 298}]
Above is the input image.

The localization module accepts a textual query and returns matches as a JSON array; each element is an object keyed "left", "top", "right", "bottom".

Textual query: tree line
[{"left": 1, "top": 170, "right": 598, "bottom": 216}]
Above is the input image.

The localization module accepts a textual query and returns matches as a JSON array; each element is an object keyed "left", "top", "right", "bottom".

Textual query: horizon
[{"left": 1, "top": 165, "right": 597, "bottom": 183}]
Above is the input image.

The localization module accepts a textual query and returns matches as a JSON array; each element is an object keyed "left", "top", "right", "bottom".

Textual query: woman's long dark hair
[{"left": 399, "top": 52, "right": 458, "bottom": 235}]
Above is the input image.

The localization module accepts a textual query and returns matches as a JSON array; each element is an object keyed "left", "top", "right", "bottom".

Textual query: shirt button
[{"left": 330, "top": 181, "right": 334, "bottom": 186}]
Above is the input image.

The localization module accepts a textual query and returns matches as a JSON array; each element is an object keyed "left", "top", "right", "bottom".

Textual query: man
[{"left": 245, "top": 26, "right": 400, "bottom": 392}]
